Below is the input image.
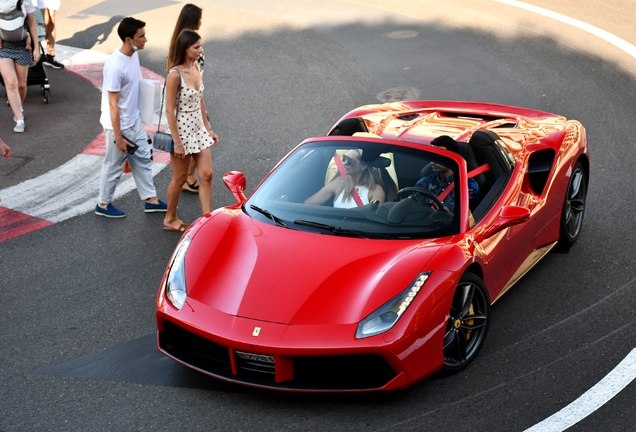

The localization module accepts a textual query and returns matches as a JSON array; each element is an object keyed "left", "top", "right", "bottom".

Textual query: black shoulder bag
[{"left": 153, "top": 69, "right": 181, "bottom": 153}]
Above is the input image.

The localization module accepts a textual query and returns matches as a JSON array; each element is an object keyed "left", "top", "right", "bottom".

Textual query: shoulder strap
[
  {"left": 437, "top": 163, "right": 490, "bottom": 202},
  {"left": 0, "top": 0, "right": 20, "bottom": 15},
  {"left": 157, "top": 69, "right": 182, "bottom": 131},
  {"left": 333, "top": 151, "right": 364, "bottom": 207}
]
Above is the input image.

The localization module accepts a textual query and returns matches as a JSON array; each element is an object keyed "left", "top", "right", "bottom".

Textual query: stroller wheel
[{"left": 44, "top": 89, "right": 50, "bottom": 104}]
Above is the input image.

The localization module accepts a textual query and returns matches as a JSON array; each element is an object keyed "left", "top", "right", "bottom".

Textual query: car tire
[
  {"left": 442, "top": 272, "right": 490, "bottom": 374},
  {"left": 558, "top": 161, "right": 587, "bottom": 248}
]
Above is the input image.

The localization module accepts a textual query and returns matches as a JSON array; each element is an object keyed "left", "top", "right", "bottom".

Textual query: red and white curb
[{"left": 0, "top": 45, "right": 171, "bottom": 242}]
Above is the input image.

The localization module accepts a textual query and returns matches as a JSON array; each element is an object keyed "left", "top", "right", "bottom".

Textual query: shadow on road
[{"left": 58, "top": 15, "right": 124, "bottom": 50}]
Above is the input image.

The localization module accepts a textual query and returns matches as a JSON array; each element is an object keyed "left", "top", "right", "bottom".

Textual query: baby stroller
[
  {"left": 28, "top": 8, "right": 50, "bottom": 103},
  {"left": 0, "top": 8, "right": 50, "bottom": 104}
]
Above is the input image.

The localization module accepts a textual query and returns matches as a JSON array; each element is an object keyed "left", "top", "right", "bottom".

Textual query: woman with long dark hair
[
  {"left": 162, "top": 30, "right": 219, "bottom": 232},
  {"left": 168, "top": 3, "right": 204, "bottom": 193}
]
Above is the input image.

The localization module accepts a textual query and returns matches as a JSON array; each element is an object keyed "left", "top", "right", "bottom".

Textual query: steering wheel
[{"left": 396, "top": 187, "right": 445, "bottom": 210}]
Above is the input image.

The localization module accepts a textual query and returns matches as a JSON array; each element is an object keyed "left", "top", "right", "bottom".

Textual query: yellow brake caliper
[{"left": 465, "top": 304, "right": 475, "bottom": 340}]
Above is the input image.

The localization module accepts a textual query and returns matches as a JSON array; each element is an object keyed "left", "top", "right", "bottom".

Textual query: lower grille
[
  {"left": 160, "top": 320, "right": 232, "bottom": 377},
  {"left": 294, "top": 355, "right": 397, "bottom": 390},
  {"left": 235, "top": 351, "right": 276, "bottom": 376},
  {"left": 159, "top": 321, "right": 397, "bottom": 390}
]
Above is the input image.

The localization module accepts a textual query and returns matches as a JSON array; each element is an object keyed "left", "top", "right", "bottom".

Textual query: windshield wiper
[
  {"left": 249, "top": 204, "right": 287, "bottom": 227},
  {"left": 293, "top": 219, "right": 389, "bottom": 239}
]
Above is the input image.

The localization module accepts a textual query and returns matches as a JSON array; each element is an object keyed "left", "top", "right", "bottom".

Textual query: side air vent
[{"left": 527, "top": 149, "right": 556, "bottom": 195}]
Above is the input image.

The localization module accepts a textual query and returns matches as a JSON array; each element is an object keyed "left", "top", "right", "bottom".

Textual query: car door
[{"left": 467, "top": 171, "right": 537, "bottom": 302}]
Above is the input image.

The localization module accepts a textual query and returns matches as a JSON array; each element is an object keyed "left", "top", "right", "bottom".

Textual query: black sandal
[{"left": 181, "top": 181, "right": 199, "bottom": 193}]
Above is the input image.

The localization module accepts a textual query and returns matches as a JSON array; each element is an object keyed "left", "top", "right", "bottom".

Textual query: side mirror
[
  {"left": 475, "top": 206, "right": 530, "bottom": 242},
  {"left": 223, "top": 171, "right": 247, "bottom": 204}
]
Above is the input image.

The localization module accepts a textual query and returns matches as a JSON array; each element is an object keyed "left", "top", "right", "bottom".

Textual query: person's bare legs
[
  {"left": 16, "top": 63, "right": 27, "bottom": 103},
  {"left": 185, "top": 157, "right": 197, "bottom": 186},
  {"left": 164, "top": 154, "right": 191, "bottom": 230},
  {"left": 0, "top": 59, "right": 26, "bottom": 120},
  {"left": 193, "top": 148, "right": 213, "bottom": 214},
  {"left": 41, "top": 8, "right": 56, "bottom": 57}
]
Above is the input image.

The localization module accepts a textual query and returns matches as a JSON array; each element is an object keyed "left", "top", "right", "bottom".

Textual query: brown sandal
[{"left": 163, "top": 222, "right": 188, "bottom": 232}]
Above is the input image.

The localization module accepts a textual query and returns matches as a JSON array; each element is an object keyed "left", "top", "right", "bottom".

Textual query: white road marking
[
  {"left": 496, "top": 2, "right": 636, "bottom": 430},
  {"left": 0, "top": 154, "right": 166, "bottom": 223},
  {"left": 0, "top": 44, "right": 169, "bottom": 229},
  {"left": 495, "top": 0, "right": 636, "bottom": 59},
  {"left": 524, "top": 349, "right": 636, "bottom": 431}
]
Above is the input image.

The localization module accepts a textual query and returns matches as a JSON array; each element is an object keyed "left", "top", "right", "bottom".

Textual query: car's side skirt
[{"left": 492, "top": 241, "right": 558, "bottom": 303}]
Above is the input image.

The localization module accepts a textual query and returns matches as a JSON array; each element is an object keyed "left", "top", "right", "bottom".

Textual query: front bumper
[
  {"left": 156, "top": 295, "right": 424, "bottom": 392},
  {"left": 158, "top": 320, "right": 408, "bottom": 391}
]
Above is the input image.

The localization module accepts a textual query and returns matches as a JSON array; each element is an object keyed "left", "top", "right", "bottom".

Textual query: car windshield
[{"left": 245, "top": 140, "right": 463, "bottom": 239}]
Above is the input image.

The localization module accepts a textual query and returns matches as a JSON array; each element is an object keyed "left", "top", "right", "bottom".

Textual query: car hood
[{"left": 184, "top": 210, "right": 444, "bottom": 325}]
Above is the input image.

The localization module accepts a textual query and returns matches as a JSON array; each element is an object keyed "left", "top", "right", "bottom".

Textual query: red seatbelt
[
  {"left": 438, "top": 163, "right": 490, "bottom": 202},
  {"left": 333, "top": 151, "right": 364, "bottom": 207}
]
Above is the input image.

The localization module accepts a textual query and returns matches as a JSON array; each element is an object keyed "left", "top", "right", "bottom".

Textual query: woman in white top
[
  {"left": 163, "top": 30, "right": 219, "bottom": 232},
  {"left": 305, "top": 149, "right": 385, "bottom": 208},
  {"left": 168, "top": 3, "right": 205, "bottom": 192}
]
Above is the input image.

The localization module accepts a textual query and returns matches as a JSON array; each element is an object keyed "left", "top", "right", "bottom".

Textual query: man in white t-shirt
[{"left": 96, "top": 17, "right": 166, "bottom": 218}]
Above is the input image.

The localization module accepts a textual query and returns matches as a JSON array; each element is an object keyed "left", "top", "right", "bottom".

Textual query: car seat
[
  {"left": 469, "top": 130, "right": 515, "bottom": 221},
  {"left": 326, "top": 120, "right": 400, "bottom": 199},
  {"left": 328, "top": 117, "right": 369, "bottom": 136}
]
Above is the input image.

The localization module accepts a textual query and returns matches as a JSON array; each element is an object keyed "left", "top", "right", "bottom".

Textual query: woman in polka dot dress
[
  {"left": 168, "top": 3, "right": 205, "bottom": 192},
  {"left": 163, "top": 29, "right": 219, "bottom": 232}
]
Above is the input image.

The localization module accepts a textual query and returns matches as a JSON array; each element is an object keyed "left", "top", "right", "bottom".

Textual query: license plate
[{"left": 235, "top": 351, "right": 275, "bottom": 364}]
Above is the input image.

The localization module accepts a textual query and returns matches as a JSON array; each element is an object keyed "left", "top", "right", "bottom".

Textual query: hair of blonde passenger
[
  {"left": 166, "top": 30, "right": 201, "bottom": 71},
  {"left": 338, "top": 149, "right": 381, "bottom": 203}
]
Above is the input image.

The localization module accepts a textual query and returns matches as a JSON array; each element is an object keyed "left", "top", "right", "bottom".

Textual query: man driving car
[{"left": 415, "top": 135, "right": 479, "bottom": 213}]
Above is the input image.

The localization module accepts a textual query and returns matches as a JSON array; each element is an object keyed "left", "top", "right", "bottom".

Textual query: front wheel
[{"left": 442, "top": 272, "right": 490, "bottom": 374}]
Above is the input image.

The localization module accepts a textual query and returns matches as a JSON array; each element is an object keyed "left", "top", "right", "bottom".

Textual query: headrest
[
  {"left": 363, "top": 156, "right": 391, "bottom": 168},
  {"left": 329, "top": 117, "right": 369, "bottom": 136},
  {"left": 353, "top": 146, "right": 391, "bottom": 168},
  {"left": 469, "top": 130, "right": 501, "bottom": 147}
]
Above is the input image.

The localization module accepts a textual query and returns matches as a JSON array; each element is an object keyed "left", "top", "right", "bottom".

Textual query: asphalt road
[{"left": 1, "top": 0, "right": 636, "bottom": 431}]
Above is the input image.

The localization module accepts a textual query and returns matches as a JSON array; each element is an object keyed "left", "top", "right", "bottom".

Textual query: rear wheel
[
  {"left": 442, "top": 272, "right": 490, "bottom": 374},
  {"left": 559, "top": 161, "right": 587, "bottom": 247}
]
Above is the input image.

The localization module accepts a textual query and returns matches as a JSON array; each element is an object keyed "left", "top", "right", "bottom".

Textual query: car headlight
[
  {"left": 356, "top": 272, "right": 430, "bottom": 339},
  {"left": 165, "top": 236, "right": 191, "bottom": 310}
]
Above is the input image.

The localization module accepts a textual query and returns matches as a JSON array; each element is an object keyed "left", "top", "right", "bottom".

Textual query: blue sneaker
[
  {"left": 144, "top": 199, "right": 168, "bottom": 213},
  {"left": 95, "top": 203, "right": 126, "bottom": 218}
]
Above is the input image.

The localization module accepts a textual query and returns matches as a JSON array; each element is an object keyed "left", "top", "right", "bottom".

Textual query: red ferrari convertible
[{"left": 156, "top": 100, "right": 589, "bottom": 391}]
